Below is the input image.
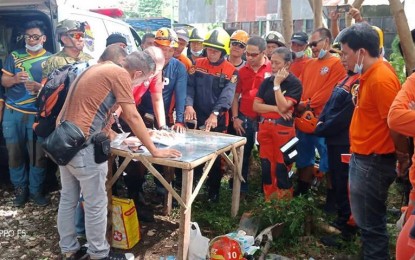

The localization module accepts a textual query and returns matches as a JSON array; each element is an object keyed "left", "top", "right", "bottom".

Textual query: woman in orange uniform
[
  {"left": 388, "top": 71, "right": 415, "bottom": 259},
  {"left": 253, "top": 47, "right": 302, "bottom": 200}
]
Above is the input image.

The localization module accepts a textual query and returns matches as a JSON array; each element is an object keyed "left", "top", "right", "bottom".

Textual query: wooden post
[
  {"left": 308, "top": 0, "right": 314, "bottom": 12},
  {"left": 389, "top": 0, "right": 415, "bottom": 73},
  {"left": 281, "top": 0, "right": 293, "bottom": 48},
  {"left": 345, "top": 0, "right": 353, "bottom": 27},
  {"left": 352, "top": 0, "right": 365, "bottom": 9},
  {"left": 178, "top": 169, "right": 193, "bottom": 260},
  {"left": 313, "top": 0, "right": 323, "bottom": 29}
]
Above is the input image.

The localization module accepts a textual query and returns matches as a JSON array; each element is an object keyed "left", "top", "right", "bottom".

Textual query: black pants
[{"left": 327, "top": 145, "right": 351, "bottom": 226}]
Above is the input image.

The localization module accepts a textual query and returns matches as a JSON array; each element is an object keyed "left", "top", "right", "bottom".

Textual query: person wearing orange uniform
[
  {"left": 340, "top": 23, "right": 409, "bottom": 259},
  {"left": 295, "top": 27, "right": 346, "bottom": 197},
  {"left": 253, "top": 47, "right": 302, "bottom": 200},
  {"left": 289, "top": 32, "right": 310, "bottom": 78},
  {"left": 174, "top": 28, "right": 192, "bottom": 71},
  {"left": 388, "top": 72, "right": 415, "bottom": 260}
]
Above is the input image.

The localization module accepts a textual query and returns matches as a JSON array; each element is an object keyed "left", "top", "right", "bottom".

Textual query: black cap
[
  {"left": 106, "top": 33, "right": 127, "bottom": 47},
  {"left": 291, "top": 32, "right": 308, "bottom": 45}
]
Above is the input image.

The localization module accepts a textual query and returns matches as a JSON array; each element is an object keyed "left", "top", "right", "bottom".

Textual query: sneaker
[
  {"left": 98, "top": 252, "right": 134, "bottom": 260},
  {"left": 62, "top": 246, "right": 89, "bottom": 260},
  {"left": 29, "top": 192, "right": 50, "bottom": 206},
  {"left": 13, "top": 187, "right": 29, "bottom": 207}
]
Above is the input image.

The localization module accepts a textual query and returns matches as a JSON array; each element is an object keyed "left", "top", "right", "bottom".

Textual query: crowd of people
[{"left": 1, "top": 5, "right": 415, "bottom": 259}]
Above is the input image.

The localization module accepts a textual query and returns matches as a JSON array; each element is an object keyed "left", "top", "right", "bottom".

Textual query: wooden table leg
[
  {"left": 232, "top": 146, "right": 244, "bottom": 217},
  {"left": 164, "top": 166, "right": 175, "bottom": 215},
  {"left": 178, "top": 169, "right": 193, "bottom": 260}
]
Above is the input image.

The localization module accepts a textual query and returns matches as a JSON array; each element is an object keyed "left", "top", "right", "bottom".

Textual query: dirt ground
[{"left": 0, "top": 182, "right": 183, "bottom": 260}]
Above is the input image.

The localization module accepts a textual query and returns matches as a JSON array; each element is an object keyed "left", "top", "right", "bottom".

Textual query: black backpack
[{"left": 34, "top": 62, "right": 88, "bottom": 138}]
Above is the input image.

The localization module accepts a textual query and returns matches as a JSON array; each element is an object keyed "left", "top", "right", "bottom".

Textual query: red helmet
[
  {"left": 209, "top": 236, "right": 244, "bottom": 260},
  {"left": 294, "top": 110, "right": 318, "bottom": 134}
]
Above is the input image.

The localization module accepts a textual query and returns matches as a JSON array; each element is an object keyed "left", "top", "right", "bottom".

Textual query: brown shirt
[{"left": 60, "top": 62, "right": 134, "bottom": 137}]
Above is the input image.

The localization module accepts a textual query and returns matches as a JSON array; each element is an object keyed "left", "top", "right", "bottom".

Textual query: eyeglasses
[
  {"left": 67, "top": 32, "right": 85, "bottom": 40},
  {"left": 231, "top": 41, "right": 246, "bottom": 49},
  {"left": 24, "top": 34, "right": 43, "bottom": 41},
  {"left": 309, "top": 38, "right": 326, "bottom": 48},
  {"left": 351, "top": 84, "right": 360, "bottom": 107},
  {"left": 246, "top": 52, "right": 261, "bottom": 57}
]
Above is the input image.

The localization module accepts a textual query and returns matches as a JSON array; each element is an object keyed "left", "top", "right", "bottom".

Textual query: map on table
[{"left": 111, "top": 130, "right": 245, "bottom": 163}]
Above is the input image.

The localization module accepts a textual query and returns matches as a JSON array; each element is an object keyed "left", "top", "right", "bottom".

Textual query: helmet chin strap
[{"left": 64, "top": 37, "right": 83, "bottom": 52}]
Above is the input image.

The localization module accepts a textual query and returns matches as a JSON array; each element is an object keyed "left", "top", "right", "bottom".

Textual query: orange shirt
[
  {"left": 290, "top": 56, "right": 311, "bottom": 78},
  {"left": 388, "top": 73, "right": 415, "bottom": 186},
  {"left": 299, "top": 55, "right": 346, "bottom": 116},
  {"left": 350, "top": 59, "right": 401, "bottom": 155},
  {"left": 176, "top": 54, "right": 192, "bottom": 72}
]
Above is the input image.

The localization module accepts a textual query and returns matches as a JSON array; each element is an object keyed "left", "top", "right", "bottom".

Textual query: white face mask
[
  {"left": 26, "top": 43, "right": 43, "bottom": 52},
  {"left": 317, "top": 41, "right": 327, "bottom": 59},
  {"left": 294, "top": 51, "right": 305, "bottom": 58},
  {"left": 353, "top": 50, "right": 364, "bottom": 74},
  {"left": 191, "top": 49, "right": 203, "bottom": 57}
]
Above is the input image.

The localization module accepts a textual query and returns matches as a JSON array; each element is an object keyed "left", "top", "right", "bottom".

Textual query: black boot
[
  {"left": 13, "top": 186, "right": 28, "bottom": 207},
  {"left": 294, "top": 180, "right": 310, "bottom": 196}
]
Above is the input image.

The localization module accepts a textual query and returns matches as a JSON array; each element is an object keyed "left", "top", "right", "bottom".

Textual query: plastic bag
[
  {"left": 188, "top": 222, "right": 210, "bottom": 260},
  {"left": 111, "top": 196, "right": 140, "bottom": 249}
]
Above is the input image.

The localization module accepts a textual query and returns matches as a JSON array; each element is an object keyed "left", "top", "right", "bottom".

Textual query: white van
[
  {"left": 0, "top": 0, "right": 141, "bottom": 62},
  {"left": 0, "top": 0, "right": 141, "bottom": 169}
]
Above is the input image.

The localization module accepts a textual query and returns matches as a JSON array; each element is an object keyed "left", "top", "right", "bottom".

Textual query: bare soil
[{"left": 0, "top": 183, "right": 182, "bottom": 260}]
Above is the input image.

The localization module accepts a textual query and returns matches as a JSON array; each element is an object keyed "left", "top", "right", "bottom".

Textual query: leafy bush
[
  {"left": 389, "top": 36, "right": 407, "bottom": 83},
  {"left": 253, "top": 194, "right": 320, "bottom": 248}
]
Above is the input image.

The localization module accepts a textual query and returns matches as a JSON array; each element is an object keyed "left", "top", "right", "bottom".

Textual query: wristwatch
[
  {"left": 273, "top": 85, "right": 281, "bottom": 91},
  {"left": 212, "top": 111, "right": 219, "bottom": 116}
]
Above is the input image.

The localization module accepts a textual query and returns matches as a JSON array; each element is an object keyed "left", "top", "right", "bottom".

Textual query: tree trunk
[
  {"left": 389, "top": 0, "right": 415, "bottom": 73},
  {"left": 308, "top": 0, "right": 314, "bottom": 12},
  {"left": 352, "top": 0, "right": 365, "bottom": 9},
  {"left": 281, "top": 0, "right": 293, "bottom": 47},
  {"left": 345, "top": 0, "right": 353, "bottom": 27},
  {"left": 313, "top": 0, "right": 323, "bottom": 29}
]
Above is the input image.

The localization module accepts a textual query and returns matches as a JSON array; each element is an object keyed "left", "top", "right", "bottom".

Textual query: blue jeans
[
  {"left": 296, "top": 130, "right": 329, "bottom": 173},
  {"left": 237, "top": 114, "right": 257, "bottom": 193},
  {"left": 2, "top": 108, "right": 46, "bottom": 194},
  {"left": 58, "top": 144, "right": 109, "bottom": 259},
  {"left": 349, "top": 153, "right": 396, "bottom": 259}
]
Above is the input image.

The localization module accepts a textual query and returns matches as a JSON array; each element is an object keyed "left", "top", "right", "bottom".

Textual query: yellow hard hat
[
  {"left": 230, "top": 30, "right": 249, "bottom": 45},
  {"left": 372, "top": 26, "right": 384, "bottom": 49},
  {"left": 203, "top": 28, "right": 230, "bottom": 54}
]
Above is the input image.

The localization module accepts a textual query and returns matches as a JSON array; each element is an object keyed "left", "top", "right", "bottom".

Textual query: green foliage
[
  {"left": 138, "top": 0, "right": 164, "bottom": 18},
  {"left": 252, "top": 195, "right": 320, "bottom": 249},
  {"left": 389, "top": 36, "right": 407, "bottom": 83},
  {"left": 192, "top": 188, "right": 239, "bottom": 235}
]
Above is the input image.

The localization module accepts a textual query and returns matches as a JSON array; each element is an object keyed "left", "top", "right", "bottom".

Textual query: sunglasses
[
  {"left": 246, "top": 52, "right": 261, "bottom": 57},
  {"left": 24, "top": 34, "right": 43, "bottom": 41},
  {"left": 231, "top": 41, "right": 246, "bottom": 49},
  {"left": 309, "top": 38, "right": 326, "bottom": 48},
  {"left": 67, "top": 32, "right": 85, "bottom": 40}
]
